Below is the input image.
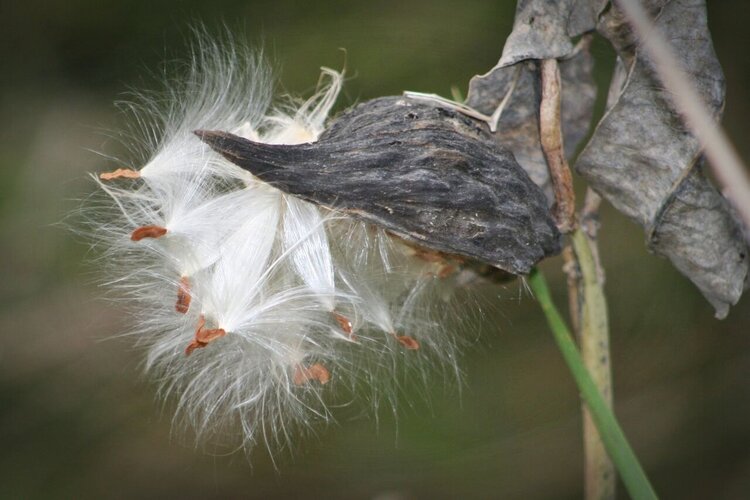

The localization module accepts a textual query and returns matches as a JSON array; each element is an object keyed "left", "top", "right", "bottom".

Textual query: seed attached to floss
[
  {"left": 185, "top": 315, "right": 226, "bottom": 356},
  {"left": 83, "top": 48, "right": 564, "bottom": 456},
  {"left": 332, "top": 311, "right": 355, "bottom": 339},
  {"left": 130, "top": 225, "right": 168, "bottom": 241},
  {"left": 436, "top": 263, "right": 457, "bottom": 279},
  {"left": 99, "top": 168, "right": 141, "bottom": 181},
  {"left": 175, "top": 276, "right": 191, "bottom": 314},
  {"left": 394, "top": 334, "right": 420, "bottom": 350},
  {"left": 403, "top": 244, "right": 461, "bottom": 279},
  {"left": 293, "top": 363, "right": 331, "bottom": 386}
]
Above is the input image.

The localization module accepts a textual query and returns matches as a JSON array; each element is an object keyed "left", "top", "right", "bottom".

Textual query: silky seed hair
[{"left": 84, "top": 33, "right": 473, "bottom": 455}]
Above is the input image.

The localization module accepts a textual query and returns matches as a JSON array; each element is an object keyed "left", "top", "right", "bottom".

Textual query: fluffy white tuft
[{"left": 84, "top": 34, "right": 474, "bottom": 456}]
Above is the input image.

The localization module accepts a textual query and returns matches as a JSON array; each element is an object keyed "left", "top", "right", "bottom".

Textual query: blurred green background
[{"left": 2, "top": 1, "right": 750, "bottom": 498}]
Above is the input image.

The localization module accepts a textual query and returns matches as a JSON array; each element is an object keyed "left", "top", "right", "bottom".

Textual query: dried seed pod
[
  {"left": 85, "top": 35, "right": 561, "bottom": 456},
  {"left": 198, "top": 96, "right": 561, "bottom": 275}
]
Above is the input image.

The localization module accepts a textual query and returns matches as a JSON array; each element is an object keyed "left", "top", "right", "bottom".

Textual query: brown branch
[{"left": 539, "top": 59, "right": 576, "bottom": 233}]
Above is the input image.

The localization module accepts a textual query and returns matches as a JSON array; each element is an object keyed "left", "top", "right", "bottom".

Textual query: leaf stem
[
  {"left": 528, "top": 267, "right": 658, "bottom": 500},
  {"left": 539, "top": 59, "right": 576, "bottom": 232}
]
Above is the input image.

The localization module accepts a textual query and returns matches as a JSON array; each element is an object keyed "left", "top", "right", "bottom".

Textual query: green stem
[{"left": 528, "top": 267, "right": 657, "bottom": 500}]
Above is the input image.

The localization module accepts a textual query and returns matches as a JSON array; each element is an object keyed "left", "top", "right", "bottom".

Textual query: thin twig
[
  {"left": 402, "top": 91, "right": 495, "bottom": 125},
  {"left": 403, "top": 66, "right": 521, "bottom": 133},
  {"left": 539, "top": 59, "right": 576, "bottom": 233},
  {"left": 486, "top": 65, "right": 522, "bottom": 132},
  {"left": 617, "top": 0, "right": 750, "bottom": 233}
]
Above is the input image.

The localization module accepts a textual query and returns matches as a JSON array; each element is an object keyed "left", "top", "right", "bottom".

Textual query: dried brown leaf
[
  {"left": 466, "top": 47, "right": 596, "bottom": 202},
  {"left": 576, "top": 0, "right": 748, "bottom": 317}
]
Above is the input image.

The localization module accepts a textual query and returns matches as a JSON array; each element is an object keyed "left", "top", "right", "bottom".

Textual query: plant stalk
[
  {"left": 569, "top": 223, "right": 615, "bottom": 500},
  {"left": 528, "top": 268, "right": 657, "bottom": 500},
  {"left": 540, "top": 57, "right": 615, "bottom": 497}
]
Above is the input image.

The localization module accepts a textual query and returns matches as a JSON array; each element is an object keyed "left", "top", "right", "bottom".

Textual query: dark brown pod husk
[{"left": 198, "top": 96, "right": 561, "bottom": 275}]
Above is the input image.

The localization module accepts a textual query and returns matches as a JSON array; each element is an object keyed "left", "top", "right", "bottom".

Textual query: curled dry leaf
[
  {"left": 576, "top": 0, "right": 748, "bottom": 318},
  {"left": 470, "top": 0, "right": 746, "bottom": 317},
  {"left": 498, "top": 0, "right": 603, "bottom": 67}
]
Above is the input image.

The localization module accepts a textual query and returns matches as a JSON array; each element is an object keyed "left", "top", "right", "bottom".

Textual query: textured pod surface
[{"left": 199, "top": 96, "right": 561, "bottom": 275}]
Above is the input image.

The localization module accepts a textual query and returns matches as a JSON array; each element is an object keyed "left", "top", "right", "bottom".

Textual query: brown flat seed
[
  {"left": 131, "top": 225, "right": 167, "bottom": 241},
  {"left": 99, "top": 168, "right": 141, "bottom": 180},
  {"left": 184, "top": 315, "right": 226, "bottom": 356},
  {"left": 332, "top": 312, "right": 353, "bottom": 336},
  {"left": 185, "top": 340, "right": 205, "bottom": 356},
  {"left": 195, "top": 323, "right": 226, "bottom": 344},
  {"left": 437, "top": 264, "right": 457, "bottom": 279},
  {"left": 175, "top": 276, "right": 191, "bottom": 314},
  {"left": 395, "top": 335, "right": 420, "bottom": 350},
  {"left": 293, "top": 363, "right": 331, "bottom": 386}
]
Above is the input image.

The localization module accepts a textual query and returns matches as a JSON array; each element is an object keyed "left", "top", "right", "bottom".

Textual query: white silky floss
[{"left": 91, "top": 39, "right": 467, "bottom": 453}]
